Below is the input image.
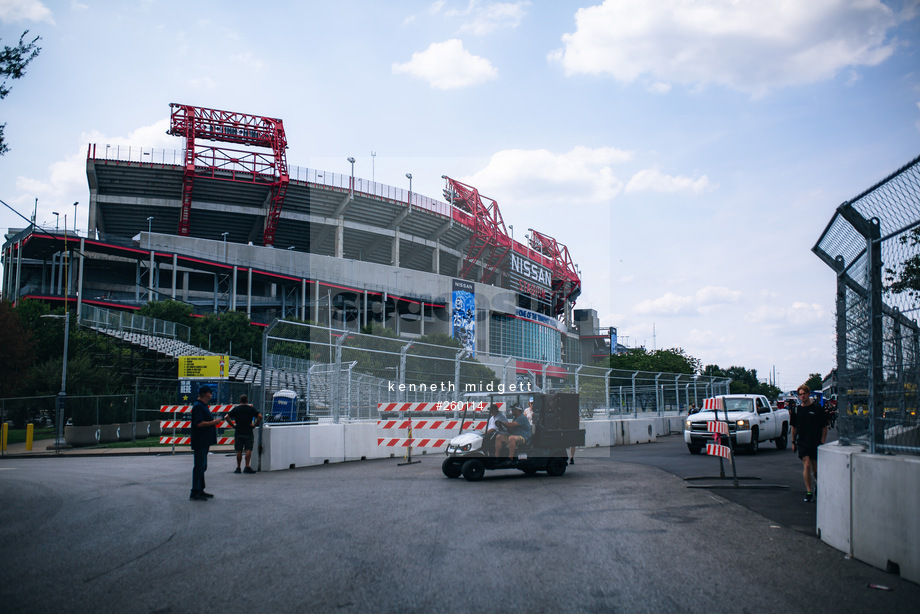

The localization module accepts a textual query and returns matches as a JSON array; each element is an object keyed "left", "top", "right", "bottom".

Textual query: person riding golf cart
[{"left": 442, "top": 391, "right": 585, "bottom": 481}]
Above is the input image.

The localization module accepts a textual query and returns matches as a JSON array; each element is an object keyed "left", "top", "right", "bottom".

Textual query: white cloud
[
  {"left": 15, "top": 119, "right": 174, "bottom": 231},
  {"left": 446, "top": 0, "right": 531, "bottom": 35},
  {"left": 549, "top": 0, "right": 901, "bottom": 96},
  {"left": 462, "top": 145, "right": 633, "bottom": 204},
  {"left": 647, "top": 81, "right": 671, "bottom": 94},
  {"left": 392, "top": 39, "right": 497, "bottom": 89},
  {"left": 625, "top": 167, "right": 712, "bottom": 194},
  {"left": 70, "top": 1, "right": 87, "bottom": 10},
  {"left": 633, "top": 286, "right": 742, "bottom": 316},
  {"left": 745, "top": 301, "right": 826, "bottom": 328},
  {"left": 233, "top": 52, "right": 264, "bottom": 70},
  {"left": 0, "top": 0, "right": 53, "bottom": 23}
]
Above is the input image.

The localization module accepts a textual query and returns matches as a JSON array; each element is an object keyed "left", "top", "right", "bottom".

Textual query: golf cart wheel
[
  {"left": 546, "top": 457, "right": 567, "bottom": 477},
  {"left": 461, "top": 459, "right": 485, "bottom": 482},
  {"left": 442, "top": 458, "right": 462, "bottom": 479}
]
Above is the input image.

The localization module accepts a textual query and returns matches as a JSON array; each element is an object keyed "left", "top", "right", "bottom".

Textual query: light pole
[
  {"left": 371, "top": 151, "right": 376, "bottom": 182},
  {"left": 53, "top": 211, "right": 60, "bottom": 232},
  {"left": 222, "top": 231, "right": 229, "bottom": 262},
  {"left": 147, "top": 216, "right": 154, "bottom": 235},
  {"left": 73, "top": 202, "right": 78, "bottom": 235},
  {"left": 347, "top": 156, "right": 355, "bottom": 192},
  {"left": 288, "top": 245, "right": 295, "bottom": 273},
  {"left": 405, "top": 173, "right": 412, "bottom": 206},
  {"left": 508, "top": 224, "right": 514, "bottom": 243},
  {"left": 42, "top": 312, "right": 71, "bottom": 451}
]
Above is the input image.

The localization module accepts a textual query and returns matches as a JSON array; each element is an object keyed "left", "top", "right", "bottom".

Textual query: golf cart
[{"left": 441, "top": 391, "right": 585, "bottom": 481}]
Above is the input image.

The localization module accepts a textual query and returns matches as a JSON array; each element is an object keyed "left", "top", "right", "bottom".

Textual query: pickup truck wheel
[
  {"left": 687, "top": 444, "right": 703, "bottom": 455},
  {"left": 775, "top": 425, "right": 788, "bottom": 451},
  {"left": 521, "top": 468, "right": 538, "bottom": 475},
  {"left": 546, "top": 457, "right": 567, "bottom": 476},
  {"left": 748, "top": 428, "right": 759, "bottom": 454},
  {"left": 442, "top": 458, "right": 462, "bottom": 479},
  {"left": 461, "top": 459, "right": 485, "bottom": 482}
]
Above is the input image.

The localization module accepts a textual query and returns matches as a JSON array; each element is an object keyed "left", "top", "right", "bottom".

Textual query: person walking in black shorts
[
  {"left": 227, "top": 395, "right": 261, "bottom": 474},
  {"left": 790, "top": 384, "right": 828, "bottom": 502}
]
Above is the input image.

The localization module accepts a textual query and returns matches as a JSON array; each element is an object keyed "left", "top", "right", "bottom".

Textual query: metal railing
[
  {"left": 259, "top": 319, "right": 731, "bottom": 424},
  {"left": 81, "top": 303, "right": 191, "bottom": 343},
  {"left": 814, "top": 153, "right": 920, "bottom": 455}
]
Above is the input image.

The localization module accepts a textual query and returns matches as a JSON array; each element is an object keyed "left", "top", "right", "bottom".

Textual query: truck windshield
[{"left": 723, "top": 399, "right": 754, "bottom": 412}]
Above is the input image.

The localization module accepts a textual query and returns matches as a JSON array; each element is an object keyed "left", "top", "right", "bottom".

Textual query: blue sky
[{"left": 2, "top": 0, "right": 919, "bottom": 390}]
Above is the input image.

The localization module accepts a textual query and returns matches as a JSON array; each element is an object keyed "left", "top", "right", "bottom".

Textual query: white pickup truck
[{"left": 684, "top": 394, "right": 790, "bottom": 454}]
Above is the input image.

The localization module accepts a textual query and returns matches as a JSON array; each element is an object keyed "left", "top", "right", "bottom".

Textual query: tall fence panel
[
  {"left": 260, "top": 319, "right": 731, "bottom": 423},
  {"left": 814, "top": 154, "right": 920, "bottom": 454}
]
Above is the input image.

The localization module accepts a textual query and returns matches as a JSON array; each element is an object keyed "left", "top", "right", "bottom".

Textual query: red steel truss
[
  {"left": 443, "top": 177, "right": 581, "bottom": 316},
  {"left": 443, "top": 177, "right": 512, "bottom": 286},
  {"left": 527, "top": 229, "right": 581, "bottom": 315},
  {"left": 167, "top": 103, "right": 289, "bottom": 246}
]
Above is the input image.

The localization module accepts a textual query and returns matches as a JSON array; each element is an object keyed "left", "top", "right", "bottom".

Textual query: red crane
[
  {"left": 443, "top": 177, "right": 511, "bottom": 286},
  {"left": 167, "top": 103, "right": 289, "bottom": 246},
  {"left": 443, "top": 177, "right": 581, "bottom": 316}
]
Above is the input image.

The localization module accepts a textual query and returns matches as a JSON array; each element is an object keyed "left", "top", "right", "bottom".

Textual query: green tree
[
  {"left": 192, "top": 311, "right": 263, "bottom": 362},
  {"left": 885, "top": 226, "right": 920, "bottom": 299},
  {"left": 805, "top": 373, "right": 823, "bottom": 392},
  {"left": 0, "top": 300, "right": 35, "bottom": 396},
  {"left": 610, "top": 347, "right": 700, "bottom": 374},
  {"left": 1, "top": 31, "right": 41, "bottom": 155},
  {"left": 139, "top": 299, "right": 196, "bottom": 330}
]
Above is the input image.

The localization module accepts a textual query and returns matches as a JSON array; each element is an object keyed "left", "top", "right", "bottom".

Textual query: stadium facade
[{"left": 2, "top": 104, "right": 615, "bottom": 370}]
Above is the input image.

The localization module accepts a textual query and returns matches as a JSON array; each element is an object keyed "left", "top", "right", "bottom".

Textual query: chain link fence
[
  {"left": 259, "top": 319, "right": 731, "bottom": 423},
  {"left": 814, "top": 154, "right": 920, "bottom": 455}
]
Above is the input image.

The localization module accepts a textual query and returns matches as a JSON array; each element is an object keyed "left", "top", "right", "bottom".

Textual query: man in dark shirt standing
[
  {"left": 227, "top": 394, "right": 261, "bottom": 474},
  {"left": 790, "top": 384, "right": 828, "bottom": 503},
  {"left": 190, "top": 385, "right": 220, "bottom": 501}
]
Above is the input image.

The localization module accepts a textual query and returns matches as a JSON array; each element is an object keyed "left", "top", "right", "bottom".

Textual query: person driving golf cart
[
  {"left": 483, "top": 404, "right": 508, "bottom": 456},
  {"left": 494, "top": 402, "right": 532, "bottom": 458}
]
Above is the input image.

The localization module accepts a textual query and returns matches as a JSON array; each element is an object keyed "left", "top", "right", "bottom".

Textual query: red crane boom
[{"left": 167, "top": 103, "right": 289, "bottom": 246}]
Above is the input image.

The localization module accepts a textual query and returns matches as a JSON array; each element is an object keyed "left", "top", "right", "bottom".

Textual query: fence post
[
  {"left": 333, "top": 332, "right": 350, "bottom": 424},
  {"left": 631, "top": 371, "right": 638, "bottom": 417},
  {"left": 605, "top": 369, "right": 612, "bottom": 414},
  {"left": 574, "top": 365, "right": 583, "bottom": 394},
  {"left": 454, "top": 349, "right": 468, "bottom": 403},
  {"left": 867, "top": 218, "right": 883, "bottom": 454},
  {"left": 654, "top": 373, "right": 662, "bottom": 416},
  {"left": 399, "top": 341, "right": 414, "bottom": 403}
]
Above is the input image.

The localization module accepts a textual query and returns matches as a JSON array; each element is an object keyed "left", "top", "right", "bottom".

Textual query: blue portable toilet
[{"left": 272, "top": 389, "right": 298, "bottom": 422}]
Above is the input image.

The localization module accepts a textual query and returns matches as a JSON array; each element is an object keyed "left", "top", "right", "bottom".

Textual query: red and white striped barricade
[
  {"left": 375, "top": 402, "right": 505, "bottom": 449},
  {"left": 159, "top": 405, "right": 235, "bottom": 445},
  {"left": 701, "top": 398, "right": 733, "bottom": 461}
]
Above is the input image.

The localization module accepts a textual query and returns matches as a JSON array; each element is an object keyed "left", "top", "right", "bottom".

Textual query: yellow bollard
[
  {"left": 26, "top": 423, "right": 34, "bottom": 451},
  {"left": 1, "top": 422, "right": 7, "bottom": 451}
]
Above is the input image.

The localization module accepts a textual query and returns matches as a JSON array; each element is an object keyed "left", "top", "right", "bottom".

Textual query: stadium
[{"left": 2, "top": 103, "right": 615, "bottom": 382}]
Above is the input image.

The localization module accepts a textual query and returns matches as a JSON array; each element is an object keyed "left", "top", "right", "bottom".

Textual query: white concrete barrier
[
  {"left": 818, "top": 442, "right": 920, "bottom": 585},
  {"left": 618, "top": 419, "right": 656, "bottom": 445},
  {"left": 258, "top": 417, "right": 665, "bottom": 472}
]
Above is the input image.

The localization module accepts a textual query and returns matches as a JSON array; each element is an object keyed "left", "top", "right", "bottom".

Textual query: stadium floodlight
[{"left": 347, "top": 157, "right": 356, "bottom": 192}]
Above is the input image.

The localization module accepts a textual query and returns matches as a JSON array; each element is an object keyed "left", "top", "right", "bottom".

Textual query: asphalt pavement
[{"left": 1, "top": 435, "right": 916, "bottom": 614}]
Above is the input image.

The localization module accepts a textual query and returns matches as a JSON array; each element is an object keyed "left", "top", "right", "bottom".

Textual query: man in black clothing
[
  {"left": 190, "top": 385, "right": 220, "bottom": 501},
  {"left": 227, "top": 394, "right": 262, "bottom": 474},
  {"left": 790, "top": 384, "right": 828, "bottom": 503}
]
